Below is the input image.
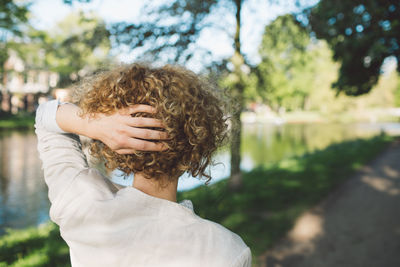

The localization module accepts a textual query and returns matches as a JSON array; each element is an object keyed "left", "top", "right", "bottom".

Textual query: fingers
[
  {"left": 124, "top": 117, "right": 166, "bottom": 128},
  {"left": 123, "top": 105, "right": 157, "bottom": 115},
  {"left": 123, "top": 126, "right": 170, "bottom": 140},
  {"left": 115, "top": 149, "right": 137, "bottom": 154},
  {"left": 119, "top": 106, "right": 166, "bottom": 129},
  {"left": 115, "top": 142, "right": 168, "bottom": 154},
  {"left": 110, "top": 105, "right": 171, "bottom": 154},
  {"left": 124, "top": 139, "right": 168, "bottom": 152}
]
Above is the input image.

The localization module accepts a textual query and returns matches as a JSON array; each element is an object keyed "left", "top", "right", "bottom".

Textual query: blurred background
[{"left": 0, "top": 0, "right": 399, "bottom": 266}]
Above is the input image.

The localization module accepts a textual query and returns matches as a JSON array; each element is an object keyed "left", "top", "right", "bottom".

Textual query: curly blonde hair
[{"left": 73, "top": 63, "right": 229, "bottom": 184}]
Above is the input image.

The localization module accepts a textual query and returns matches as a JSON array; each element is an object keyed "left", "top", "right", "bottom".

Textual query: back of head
[{"left": 74, "top": 63, "right": 229, "bottom": 184}]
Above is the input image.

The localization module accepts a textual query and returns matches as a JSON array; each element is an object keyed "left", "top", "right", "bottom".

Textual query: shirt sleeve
[
  {"left": 35, "top": 99, "right": 89, "bottom": 223},
  {"left": 232, "top": 247, "right": 252, "bottom": 267}
]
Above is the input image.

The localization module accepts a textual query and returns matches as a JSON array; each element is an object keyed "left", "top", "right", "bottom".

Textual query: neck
[{"left": 132, "top": 172, "right": 178, "bottom": 203}]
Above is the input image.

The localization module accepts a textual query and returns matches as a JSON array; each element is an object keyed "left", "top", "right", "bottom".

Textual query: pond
[{"left": 0, "top": 122, "right": 399, "bottom": 235}]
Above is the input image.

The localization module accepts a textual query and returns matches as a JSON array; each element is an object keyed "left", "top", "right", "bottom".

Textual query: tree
[
  {"left": 42, "top": 12, "right": 112, "bottom": 87},
  {"left": 0, "top": 0, "right": 28, "bottom": 113},
  {"left": 0, "top": 0, "right": 29, "bottom": 76},
  {"left": 255, "top": 14, "right": 316, "bottom": 112},
  {"left": 306, "top": 0, "right": 400, "bottom": 96},
  {"left": 64, "top": 0, "right": 311, "bottom": 188}
]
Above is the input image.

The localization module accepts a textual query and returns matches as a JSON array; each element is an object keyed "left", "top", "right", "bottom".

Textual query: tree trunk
[
  {"left": 229, "top": 87, "right": 244, "bottom": 189},
  {"left": 229, "top": 0, "right": 244, "bottom": 190}
]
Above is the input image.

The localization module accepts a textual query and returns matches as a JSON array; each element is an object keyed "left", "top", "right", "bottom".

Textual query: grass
[
  {"left": 0, "top": 223, "right": 70, "bottom": 267},
  {"left": 0, "top": 134, "right": 396, "bottom": 266},
  {"left": 177, "top": 134, "right": 396, "bottom": 264},
  {"left": 0, "top": 113, "right": 35, "bottom": 129}
]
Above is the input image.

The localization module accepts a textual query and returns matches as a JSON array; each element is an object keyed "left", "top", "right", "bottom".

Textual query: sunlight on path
[{"left": 260, "top": 140, "right": 400, "bottom": 267}]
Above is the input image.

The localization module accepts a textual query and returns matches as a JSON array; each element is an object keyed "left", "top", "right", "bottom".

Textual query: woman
[{"left": 35, "top": 64, "right": 251, "bottom": 266}]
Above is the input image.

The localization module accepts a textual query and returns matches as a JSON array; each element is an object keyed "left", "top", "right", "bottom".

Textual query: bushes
[
  {"left": 0, "top": 114, "right": 35, "bottom": 129},
  {"left": 0, "top": 222, "right": 70, "bottom": 267}
]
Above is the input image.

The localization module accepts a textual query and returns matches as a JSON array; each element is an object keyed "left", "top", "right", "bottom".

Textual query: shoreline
[{"left": 0, "top": 114, "right": 35, "bottom": 130}]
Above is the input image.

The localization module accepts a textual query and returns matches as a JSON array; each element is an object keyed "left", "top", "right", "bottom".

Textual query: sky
[{"left": 29, "top": 0, "right": 319, "bottom": 71}]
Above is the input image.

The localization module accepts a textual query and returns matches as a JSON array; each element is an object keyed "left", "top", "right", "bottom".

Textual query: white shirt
[{"left": 35, "top": 100, "right": 252, "bottom": 267}]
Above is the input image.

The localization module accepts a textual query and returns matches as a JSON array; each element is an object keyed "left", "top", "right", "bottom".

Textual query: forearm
[
  {"left": 56, "top": 103, "right": 95, "bottom": 139},
  {"left": 55, "top": 101, "right": 168, "bottom": 153}
]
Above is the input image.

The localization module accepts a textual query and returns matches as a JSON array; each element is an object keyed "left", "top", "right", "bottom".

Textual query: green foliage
[
  {"left": 316, "top": 68, "right": 400, "bottom": 121},
  {"left": 111, "top": 0, "right": 220, "bottom": 65},
  {"left": 0, "top": 113, "right": 34, "bottom": 129},
  {"left": 44, "top": 12, "right": 111, "bottom": 87},
  {"left": 20, "top": 12, "right": 112, "bottom": 88},
  {"left": 255, "top": 14, "right": 312, "bottom": 111},
  {"left": 5, "top": 11, "right": 111, "bottom": 89},
  {"left": 249, "top": 13, "right": 400, "bottom": 116},
  {"left": 307, "top": 0, "right": 400, "bottom": 96},
  {"left": 0, "top": 0, "right": 29, "bottom": 75},
  {"left": 178, "top": 135, "right": 395, "bottom": 260},
  {"left": 0, "top": 222, "right": 70, "bottom": 267},
  {"left": 253, "top": 14, "right": 336, "bottom": 112},
  {"left": 0, "top": 0, "right": 28, "bottom": 36},
  {"left": 395, "top": 78, "right": 400, "bottom": 107}
]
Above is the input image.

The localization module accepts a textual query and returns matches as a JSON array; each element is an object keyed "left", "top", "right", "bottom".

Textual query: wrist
[
  {"left": 56, "top": 103, "right": 91, "bottom": 138},
  {"left": 83, "top": 115, "right": 101, "bottom": 140}
]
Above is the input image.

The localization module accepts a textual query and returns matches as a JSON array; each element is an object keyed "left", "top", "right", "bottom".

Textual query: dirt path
[{"left": 259, "top": 139, "right": 400, "bottom": 267}]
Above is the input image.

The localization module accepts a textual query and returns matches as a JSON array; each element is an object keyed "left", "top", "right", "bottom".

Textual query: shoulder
[
  {"left": 203, "top": 218, "right": 247, "bottom": 248},
  {"left": 54, "top": 168, "right": 121, "bottom": 223},
  {"left": 192, "top": 215, "right": 251, "bottom": 265},
  {"left": 56, "top": 168, "right": 118, "bottom": 214}
]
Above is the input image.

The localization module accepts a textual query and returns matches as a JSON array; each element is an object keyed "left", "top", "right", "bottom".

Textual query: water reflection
[
  {"left": 0, "top": 129, "right": 50, "bottom": 235},
  {"left": 242, "top": 123, "right": 381, "bottom": 167},
  {"left": 0, "top": 122, "right": 399, "bottom": 233}
]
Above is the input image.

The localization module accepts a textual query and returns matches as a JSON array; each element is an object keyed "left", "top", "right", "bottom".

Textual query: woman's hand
[
  {"left": 88, "top": 105, "right": 169, "bottom": 154},
  {"left": 56, "top": 103, "right": 169, "bottom": 154}
]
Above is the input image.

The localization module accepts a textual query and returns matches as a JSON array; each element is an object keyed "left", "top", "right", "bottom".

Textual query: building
[{"left": 1, "top": 50, "right": 60, "bottom": 114}]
